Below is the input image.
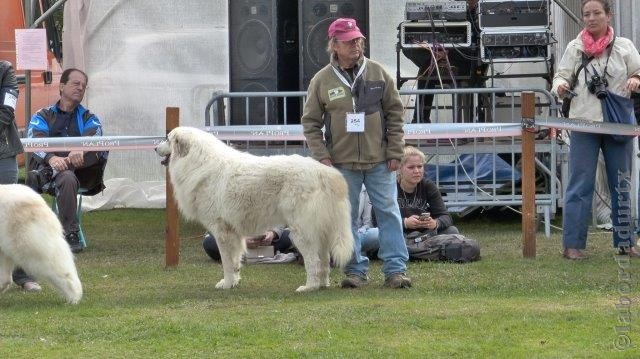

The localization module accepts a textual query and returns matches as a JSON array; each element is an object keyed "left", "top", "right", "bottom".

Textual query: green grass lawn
[{"left": 0, "top": 208, "right": 637, "bottom": 358}]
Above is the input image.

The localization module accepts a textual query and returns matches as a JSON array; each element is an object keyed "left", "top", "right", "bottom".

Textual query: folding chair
[{"left": 51, "top": 188, "right": 89, "bottom": 248}]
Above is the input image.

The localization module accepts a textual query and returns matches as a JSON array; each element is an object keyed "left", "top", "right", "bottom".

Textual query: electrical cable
[
  {"left": 427, "top": 9, "right": 461, "bottom": 88},
  {"left": 425, "top": 9, "right": 446, "bottom": 89}
]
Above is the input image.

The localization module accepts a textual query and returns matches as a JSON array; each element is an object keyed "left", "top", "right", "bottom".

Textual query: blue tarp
[{"left": 426, "top": 153, "right": 521, "bottom": 184}]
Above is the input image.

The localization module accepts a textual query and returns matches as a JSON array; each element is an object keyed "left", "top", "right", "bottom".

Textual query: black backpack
[{"left": 405, "top": 233, "right": 481, "bottom": 263}]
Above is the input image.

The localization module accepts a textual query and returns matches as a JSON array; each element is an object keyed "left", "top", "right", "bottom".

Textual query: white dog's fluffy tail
[
  {"left": 329, "top": 195, "right": 355, "bottom": 268},
  {"left": 321, "top": 171, "right": 354, "bottom": 269},
  {"left": 0, "top": 185, "right": 83, "bottom": 304},
  {"left": 20, "top": 203, "right": 83, "bottom": 304}
]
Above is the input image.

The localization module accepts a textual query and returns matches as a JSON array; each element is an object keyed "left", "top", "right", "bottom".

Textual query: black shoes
[{"left": 66, "top": 232, "right": 83, "bottom": 253}]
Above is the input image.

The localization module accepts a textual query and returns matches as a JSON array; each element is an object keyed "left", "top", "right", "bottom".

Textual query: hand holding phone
[{"left": 419, "top": 212, "right": 431, "bottom": 221}]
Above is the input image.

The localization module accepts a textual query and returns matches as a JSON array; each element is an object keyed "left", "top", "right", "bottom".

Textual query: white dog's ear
[{"left": 172, "top": 133, "right": 190, "bottom": 158}]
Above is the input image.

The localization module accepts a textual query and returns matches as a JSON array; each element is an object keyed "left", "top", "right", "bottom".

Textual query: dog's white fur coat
[
  {"left": 0, "top": 184, "right": 82, "bottom": 304},
  {"left": 156, "top": 127, "right": 354, "bottom": 291}
]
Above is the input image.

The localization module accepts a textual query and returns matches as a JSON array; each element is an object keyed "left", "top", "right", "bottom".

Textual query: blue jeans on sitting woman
[{"left": 336, "top": 162, "right": 409, "bottom": 279}]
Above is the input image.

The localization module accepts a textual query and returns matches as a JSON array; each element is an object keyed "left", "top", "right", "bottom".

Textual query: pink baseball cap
[{"left": 327, "top": 18, "right": 365, "bottom": 41}]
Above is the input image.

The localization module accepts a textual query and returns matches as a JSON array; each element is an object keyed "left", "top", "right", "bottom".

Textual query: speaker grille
[
  {"left": 305, "top": 17, "right": 332, "bottom": 69},
  {"left": 299, "top": 0, "right": 368, "bottom": 90},
  {"left": 234, "top": 82, "right": 278, "bottom": 124},
  {"left": 229, "top": 0, "right": 300, "bottom": 124},
  {"left": 235, "top": 19, "right": 274, "bottom": 76}
]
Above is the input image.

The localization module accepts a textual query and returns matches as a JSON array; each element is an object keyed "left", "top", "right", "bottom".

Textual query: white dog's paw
[
  {"left": 295, "top": 284, "right": 320, "bottom": 292},
  {"left": 67, "top": 297, "right": 81, "bottom": 305},
  {"left": 0, "top": 281, "right": 11, "bottom": 293},
  {"left": 214, "top": 279, "right": 227, "bottom": 289},
  {"left": 215, "top": 278, "right": 239, "bottom": 289}
]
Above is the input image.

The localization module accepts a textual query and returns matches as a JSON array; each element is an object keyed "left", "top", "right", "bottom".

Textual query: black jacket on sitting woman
[{"left": 397, "top": 178, "right": 455, "bottom": 235}]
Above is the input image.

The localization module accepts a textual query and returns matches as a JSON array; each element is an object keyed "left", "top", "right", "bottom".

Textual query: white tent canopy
[
  {"left": 62, "top": 0, "right": 640, "bottom": 210},
  {"left": 63, "top": 0, "right": 228, "bottom": 209}
]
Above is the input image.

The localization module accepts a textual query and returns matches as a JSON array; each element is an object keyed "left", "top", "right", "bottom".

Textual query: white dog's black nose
[{"left": 155, "top": 142, "right": 170, "bottom": 166}]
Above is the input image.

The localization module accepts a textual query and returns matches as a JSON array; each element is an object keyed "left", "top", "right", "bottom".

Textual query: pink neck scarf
[{"left": 581, "top": 26, "right": 614, "bottom": 57}]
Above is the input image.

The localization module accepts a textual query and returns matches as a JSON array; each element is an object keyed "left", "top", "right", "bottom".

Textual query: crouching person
[
  {"left": 362, "top": 146, "right": 480, "bottom": 262},
  {"left": 203, "top": 228, "right": 296, "bottom": 260},
  {"left": 26, "top": 68, "right": 108, "bottom": 253}
]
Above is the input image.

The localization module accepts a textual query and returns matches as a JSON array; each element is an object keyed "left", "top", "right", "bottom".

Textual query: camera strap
[{"left": 570, "top": 53, "right": 593, "bottom": 91}]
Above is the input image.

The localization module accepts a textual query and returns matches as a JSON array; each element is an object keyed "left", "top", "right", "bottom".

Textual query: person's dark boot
[
  {"left": 563, "top": 248, "right": 586, "bottom": 260},
  {"left": 340, "top": 274, "right": 368, "bottom": 288},
  {"left": 66, "top": 232, "right": 83, "bottom": 253},
  {"left": 383, "top": 273, "right": 412, "bottom": 288}
]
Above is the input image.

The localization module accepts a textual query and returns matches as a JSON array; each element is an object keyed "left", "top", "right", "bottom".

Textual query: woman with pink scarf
[{"left": 552, "top": 0, "right": 640, "bottom": 260}]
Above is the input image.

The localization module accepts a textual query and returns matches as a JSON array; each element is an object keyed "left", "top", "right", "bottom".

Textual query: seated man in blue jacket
[{"left": 27, "top": 68, "right": 108, "bottom": 253}]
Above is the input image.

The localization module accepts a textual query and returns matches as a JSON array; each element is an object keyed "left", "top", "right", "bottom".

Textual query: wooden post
[
  {"left": 521, "top": 92, "right": 536, "bottom": 258},
  {"left": 165, "top": 107, "right": 180, "bottom": 267}
]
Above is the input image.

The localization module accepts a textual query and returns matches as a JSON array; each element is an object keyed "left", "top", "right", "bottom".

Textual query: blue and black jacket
[
  {"left": 27, "top": 102, "right": 108, "bottom": 195},
  {"left": 28, "top": 102, "right": 107, "bottom": 163}
]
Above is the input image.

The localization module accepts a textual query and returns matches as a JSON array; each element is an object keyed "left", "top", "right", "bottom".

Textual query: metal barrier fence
[
  {"left": 16, "top": 104, "right": 639, "bottom": 261},
  {"left": 204, "top": 87, "right": 561, "bottom": 126},
  {"left": 204, "top": 87, "right": 567, "bottom": 237}
]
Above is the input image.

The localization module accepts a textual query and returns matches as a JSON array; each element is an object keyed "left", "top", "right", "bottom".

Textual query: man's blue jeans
[
  {"left": 336, "top": 163, "right": 409, "bottom": 278},
  {"left": 360, "top": 227, "right": 380, "bottom": 258},
  {"left": 563, "top": 132, "right": 636, "bottom": 249}
]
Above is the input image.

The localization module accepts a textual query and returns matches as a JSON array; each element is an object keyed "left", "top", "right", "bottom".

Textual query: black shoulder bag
[
  {"left": 586, "top": 38, "right": 636, "bottom": 142},
  {"left": 561, "top": 52, "right": 593, "bottom": 118}
]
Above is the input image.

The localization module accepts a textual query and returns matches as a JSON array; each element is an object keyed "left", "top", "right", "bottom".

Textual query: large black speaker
[
  {"left": 229, "top": 0, "right": 299, "bottom": 125},
  {"left": 298, "top": 0, "right": 369, "bottom": 90}
]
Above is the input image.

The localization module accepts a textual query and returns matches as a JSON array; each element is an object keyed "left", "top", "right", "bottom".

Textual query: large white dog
[
  {"left": 156, "top": 127, "right": 354, "bottom": 292},
  {"left": 0, "top": 184, "right": 82, "bottom": 304}
]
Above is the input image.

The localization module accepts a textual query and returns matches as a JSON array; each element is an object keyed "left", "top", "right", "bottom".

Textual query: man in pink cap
[{"left": 301, "top": 18, "right": 411, "bottom": 289}]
